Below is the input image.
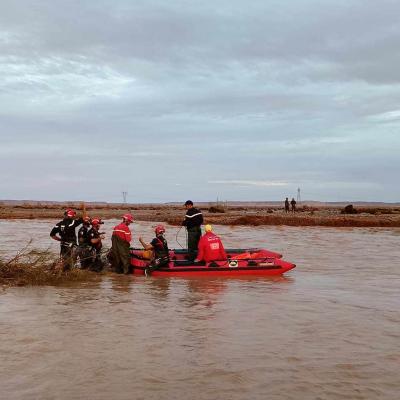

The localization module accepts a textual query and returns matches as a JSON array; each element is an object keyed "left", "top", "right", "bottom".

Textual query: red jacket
[
  {"left": 112, "top": 222, "right": 132, "bottom": 243},
  {"left": 197, "top": 232, "right": 227, "bottom": 262}
]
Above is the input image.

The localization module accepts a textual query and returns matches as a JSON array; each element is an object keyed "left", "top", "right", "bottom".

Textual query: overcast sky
[{"left": 1, "top": 0, "right": 399, "bottom": 203}]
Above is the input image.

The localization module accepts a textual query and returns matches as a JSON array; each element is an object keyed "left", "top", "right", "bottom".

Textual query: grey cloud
[{"left": 1, "top": 0, "right": 400, "bottom": 202}]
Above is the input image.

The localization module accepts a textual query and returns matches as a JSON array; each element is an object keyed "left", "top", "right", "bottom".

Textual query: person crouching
[
  {"left": 139, "top": 225, "right": 170, "bottom": 276},
  {"left": 196, "top": 224, "right": 227, "bottom": 264}
]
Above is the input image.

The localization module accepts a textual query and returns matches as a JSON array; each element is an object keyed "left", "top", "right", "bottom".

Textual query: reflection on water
[{"left": 1, "top": 221, "right": 400, "bottom": 399}]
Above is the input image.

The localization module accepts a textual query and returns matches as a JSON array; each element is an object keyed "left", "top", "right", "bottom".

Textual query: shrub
[
  {"left": 209, "top": 205, "right": 226, "bottom": 213},
  {"left": 341, "top": 204, "right": 358, "bottom": 214}
]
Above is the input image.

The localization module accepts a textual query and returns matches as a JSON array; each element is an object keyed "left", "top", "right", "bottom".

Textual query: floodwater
[{"left": 1, "top": 220, "right": 400, "bottom": 400}]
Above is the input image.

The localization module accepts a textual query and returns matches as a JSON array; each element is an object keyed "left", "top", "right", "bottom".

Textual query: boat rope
[{"left": 175, "top": 226, "right": 185, "bottom": 249}]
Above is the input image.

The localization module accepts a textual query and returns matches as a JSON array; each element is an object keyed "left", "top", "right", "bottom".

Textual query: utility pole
[
  {"left": 297, "top": 187, "right": 301, "bottom": 204},
  {"left": 122, "top": 191, "right": 128, "bottom": 204}
]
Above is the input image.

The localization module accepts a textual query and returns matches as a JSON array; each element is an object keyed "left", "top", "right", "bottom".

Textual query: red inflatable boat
[{"left": 130, "top": 248, "right": 296, "bottom": 277}]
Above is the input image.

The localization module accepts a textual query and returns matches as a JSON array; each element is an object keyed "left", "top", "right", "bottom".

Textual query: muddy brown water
[{"left": 1, "top": 219, "right": 400, "bottom": 399}]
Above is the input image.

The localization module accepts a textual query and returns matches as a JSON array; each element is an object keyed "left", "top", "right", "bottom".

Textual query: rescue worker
[
  {"left": 50, "top": 209, "right": 83, "bottom": 270},
  {"left": 87, "top": 218, "right": 105, "bottom": 272},
  {"left": 139, "top": 225, "right": 170, "bottom": 276},
  {"left": 77, "top": 216, "right": 92, "bottom": 269},
  {"left": 111, "top": 213, "right": 133, "bottom": 274},
  {"left": 182, "top": 200, "right": 203, "bottom": 261},
  {"left": 196, "top": 224, "right": 227, "bottom": 263}
]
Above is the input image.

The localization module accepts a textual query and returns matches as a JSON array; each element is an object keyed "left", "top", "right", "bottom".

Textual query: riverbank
[{"left": 1, "top": 202, "right": 400, "bottom": 227}]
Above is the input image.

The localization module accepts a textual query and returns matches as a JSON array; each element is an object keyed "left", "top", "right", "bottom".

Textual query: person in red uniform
[
  {"left": 111, "top": 213, "right": 133, "bottom": 274},
  {"left": 196, "top": 224, "right": 227, "bottom": 263}
]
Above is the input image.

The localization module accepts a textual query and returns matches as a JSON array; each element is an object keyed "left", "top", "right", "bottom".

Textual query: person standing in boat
[
  {"left": 196, "top": 224, "right": 227, "bottom": 263},
  {"left": 50, "top": 209, "right": 83, "bottom": 270},
  {"left": 111, "top": 213, "right": 133, "bottom": 274},
  {"left": 87, "top": 218, "right": 105, "bottom": 272},
  {"left": 182, "top": 200, "right": 203, "bottom": 261},
  {"left": 139, "top": 224, "right": 170, "bottom": 276}
]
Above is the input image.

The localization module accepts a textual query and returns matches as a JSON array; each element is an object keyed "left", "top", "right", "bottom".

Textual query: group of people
[
  {"left": 285, "top": 197, "right": 297, "bottom": 213},
  {"left": 50, "top": 209, "right": 106, "bottom": 272},
  {"left": 49, "top": 200, "right": 227, "bottom": 275}
]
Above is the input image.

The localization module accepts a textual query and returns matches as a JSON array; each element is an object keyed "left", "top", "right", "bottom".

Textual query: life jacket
[{"left": 152, "top": 235, "right": 169, "bottom": 259}]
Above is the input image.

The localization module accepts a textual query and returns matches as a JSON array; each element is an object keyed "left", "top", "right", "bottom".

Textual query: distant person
[
  {"left": 284, "top": 197, "right": 290, "bottom": 213},
  {"left": 111, "top": 213, "right": 133, "bottom": 274},
  {"left": 77, "top": 216, "right": 92, "bottom": 269},
  {"left": 50, "top": 209, "right": 83, "bottom": 270},
  {"left": 291, "top": 198, "right": 297, "bottom": 213},
  {"left": 196, "top": 224, "right": 227, "bottom": 263},
  {"left": 139, "top": 225, "right": 170, "bottom": 276},
  {"left": 182, "top": 200, "right": 203, "bottom": 261},
  {"left": 88, "top": 218, "right": 105, "bottom": 272}
]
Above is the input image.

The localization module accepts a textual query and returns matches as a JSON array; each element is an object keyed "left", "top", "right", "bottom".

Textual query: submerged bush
[{"left": 0, "top": 245, "right": 94, "bottom": 287}]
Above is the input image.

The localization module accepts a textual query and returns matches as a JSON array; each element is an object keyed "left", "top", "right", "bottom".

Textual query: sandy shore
[{"left": 1, "top": 202, "right": 400, "bottom": 227}]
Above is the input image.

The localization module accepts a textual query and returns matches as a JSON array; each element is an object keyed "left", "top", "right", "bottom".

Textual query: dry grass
[
  {"left": 229, "top": 214, "right": 400, "bottom": 227},
  {"left": 1, "top": 202, "right": 400, "bottom": 227},
  {"left": 0, "top": 244, "right": 95, "bottom": 287}
]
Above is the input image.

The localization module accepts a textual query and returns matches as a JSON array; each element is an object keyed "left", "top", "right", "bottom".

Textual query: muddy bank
[{"left": 1, "top": 203, "right": 400, "bottom": 227}]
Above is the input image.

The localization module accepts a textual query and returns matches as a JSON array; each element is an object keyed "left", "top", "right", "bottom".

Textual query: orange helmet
[
  {"left": 155, "top": 224, "right": 165, "bottom": 235},
  {"left": 83, "top": 216, "right": 91, "bottom": 223},
  {"left": 122, "top": 213, "right": 134, "bottom": 223}
]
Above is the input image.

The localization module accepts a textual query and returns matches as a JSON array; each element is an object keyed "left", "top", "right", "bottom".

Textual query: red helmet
[
  {"left": 91, "top": 218, "right": 101, "bottom": 226},
  {"left": 122, "top": 213, "right": 134, "bottom": 223},
  {"left": 66, "top": 209, "right": 76, "bottom": 217},
  {"left": 155, "top": 224, "right": 165, "bottom": 235}
]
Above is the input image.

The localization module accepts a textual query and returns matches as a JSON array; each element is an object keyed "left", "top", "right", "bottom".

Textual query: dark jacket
[
  {"left": 78, "top": 225, "right": 91, "bottom": 246},
  {"left": 88, "top": 228, "right": 102, "bottom": 252},
  {"left": 50, "top": 218, "right": 83, "bottom": 244},
  {"left": 151, "top": 234, "right": 169, "bottom": 259},
  {"left": 182, "top": 207, "right": 203, "bottom": 229}
]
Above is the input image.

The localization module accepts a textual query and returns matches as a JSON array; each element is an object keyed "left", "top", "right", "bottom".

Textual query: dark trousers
[
  {"left": 89, "top": 250, "right": 104, "bottom": 272},
  {"left": 111, "top": 235, "right": 131, "bottom": 274},
  {"left": 60, "top": 243, "right": 77, "bottom": 271},
  {"left": 146, "top": 256, "right": 169, "bottom": 274},
  {"left": 78, "top": 246, "right": 92, "bottom": 269},
  {"left": 187, "top": 226, "right": 201, "bottom": 261}
]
